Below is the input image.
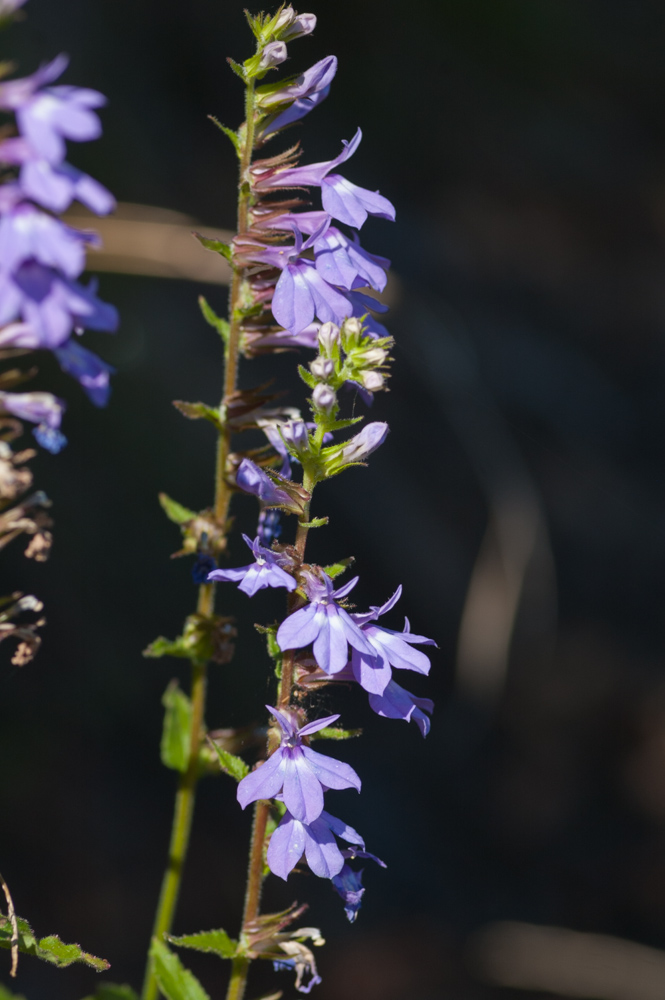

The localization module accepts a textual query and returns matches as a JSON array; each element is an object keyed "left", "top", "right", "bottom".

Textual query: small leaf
[
  {"left": 81, "top": 985, "right": 139, "bottom": 1000},
  {"left": 207, "top": 737, "right": 249, "bottom": 781},
  {"left": 0, "top": 915, "right": 109, "bottom": 971},
  {"left": 297, "top": 365, "right": 317, "bottom": 390},
  {"left": 226, "top": 58, "right": 246, "bottom": 82},
  {"left": 159, "top": 493, "right": 197, "bottom": 525},
  {"left": 143, "top": 636, "right": 189, "bottom": 660},
  {"left": 198, "top": 297, "right": 230, "bottom": 344},
  {"left": 193, "top": 233, "right": 232, "bottom": 261},
  {"left": 326, "top": 416, "right": 363, "bottom": 431},
  {"left": 298, "top": 517, "right": 328, "bottom": 529},
  {"left": 161, "top": 681, "right": 193, "bottom": 773},
  {"left": 173, "top": 401, "right": 222, "bottom": 429},
  {"left": 167, "top": 929, "right": 236, "bottom": 959},
  {"left": 323, "top": 557, "right": 354, "bottom": 580},
  {"left": 208, "top": 117, "right": 240, "bottom": 154},
  {"left": 310, "top": 726, "right": 362, "bottom": 741},
  {"left": 150, "top": 939, "right": 210, "bottom": 1000}
]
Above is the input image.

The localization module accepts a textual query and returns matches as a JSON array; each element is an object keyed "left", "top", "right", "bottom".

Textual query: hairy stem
[{"left": 142, "top": 77, "right": 257, "bottom": 1000}]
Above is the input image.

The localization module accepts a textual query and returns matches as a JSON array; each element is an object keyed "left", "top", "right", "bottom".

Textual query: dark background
[{"left": 2, "top": 1, "right": 665, "bottom": 998}]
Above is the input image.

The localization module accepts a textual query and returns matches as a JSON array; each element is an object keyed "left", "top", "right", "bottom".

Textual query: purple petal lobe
[
  {"left": 267, "top": 813, "right": 306, "bottom": 880},
  {"left": 237, "top": 751, "right": 285, "bottom": 809}
]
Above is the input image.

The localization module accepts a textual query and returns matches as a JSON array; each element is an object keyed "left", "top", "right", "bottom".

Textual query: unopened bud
[
  {"left": 310, "top": 357, "right": 335, "bottom": 380},
  {"left": 361, "top": 371, "right": 384, "bottom": 391},
  {"left": 342, "top": 317, "right": 362, "bottom": 338},
  {"left": 273, "top": 6, "right": 296, "bottom": 31},
  {"left": 312, "top": 383, "right": 336, "bottom": 413},
  {"left": 259, "top": 41, "right": 288, "bottom": 70},
  {"left": 359, "top": 347, "right": 388, "bottom": 366},
  {"left": 280, "top": 12, "right": 316, "bottom": 39},
  {"left": 317, "top": 322, "right": 340, "bottom": 354}
]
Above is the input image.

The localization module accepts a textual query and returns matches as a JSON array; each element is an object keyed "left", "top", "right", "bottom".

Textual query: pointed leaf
[
  {"left": 226, "top": 59, "right": 246, "bottom": 82},
  {"left": 150, "top": 939, "right": 210, "bottom": 1000},
  {"left": 143, "top": 636, "right": 190, "bottom": 660},
  {"left": 173, "top": 401, "right": 222, "bottom": 429},
  {"left": 208, "top": 117, "right": 240, "bottom": 154},
  {"left": 198, "top": 297, "right": 230, "bottom": 344},
  {"left": 167, "top": 929, "right": 236, "bottom": 960},
  {"left": 322, "top": 558, "right": 354, "bottom": 580},
  {"left": 161, "top": 681, "right": 193, "bottom": 773},
  {"left": 309, "top": 726, "right": 362, "bottom": 741},
  {"left": 0, "top": 915, "right": 109, "bottom": 971},
  {"left": 193, "top": 233, "right": 232, "bottom": 261},
  {"left": 207, "top": 738, "right": 248, "bottom": 782},
  {"left": 297, "top": 365, "right": 317, "bottom": 390},
  {"left": 159, "top": 493, "right": 197, "bottom": 525}
]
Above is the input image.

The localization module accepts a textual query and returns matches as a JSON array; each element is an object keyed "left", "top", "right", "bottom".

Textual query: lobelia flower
[
  {"left": 0, "top": 55, "right": 105, "bottom": 163},
  {"left": 251, "top": 129, "right": 395, "bottom": 229},
  {"left": 0, "top": 200, "right": 89, "bottom": 277},
  {"left": 207, "top": 533, "right": 296, "bottom": 596},
  {"left": 332, "top": 847, "right": 386, "bottom": 922},
  {"left": 350, "top": 585, "right": 437, "bottom": 695},
  {"left": 0, "top": 389, "right": 66, "bottom": 453},
  {"left": 324, "top": 420, "right": 389, "bottom": 470},
  {"left": 277, "top": 572, "right": 375, "bottom": 674},
  {"left": 368, "top": 678, "right": 434, "bottom": 737},
  {"left": 259, "top": 41, "right": 288, "bottom": 70},
  {"left": 237, "top": 706, "right": 361, "bottom": 824},
  {"left": 235, "top": 457, "right": 309, "bottom": 514},
  {"left": 259, "top": 55, "right": 337, "bottom": 136},
  {"left": 0, "top": 137, "right": 115, "bottom": 215},
  {"left": 277, "top": 11, "right": 317, "bottom": 41},
  {"left": 267, "top": 807, "right": 368, "bottom": 880},
  {"left": 54, "top": 338, "right": 115, "bottom": 406}
]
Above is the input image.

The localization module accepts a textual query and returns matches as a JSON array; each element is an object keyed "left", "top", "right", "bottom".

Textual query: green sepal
[
  {"left": 298, "top": 517, "right": 328, "bottom": 529},
  {"left": 173, "top": 400, "right": 222, "bottom": 430},
  {"left": 198, "top": 296, "right": 230, "bottom": 345},
  {"left": 226, "top": 58, "right": 246, "bottom": 82},
  {"left": 149, "top": 938, "right": 210, "bottom": 1000},
  {"left": 193, "top": 233, "right": 232, "bottom": 261},
  {"left": 167, "top": 929, "right": 237, "bottom": 960},
  {"left": 310, "top": 726, "right": 362, "bottom": 741},
  {"left": 206, "top": 737, "right": 248, "bottom": 782},
  {"left": 82, "top": 985, "right": 140, "bottom": 1000},
  {"left": 0, "top": 915, "right": 109, "bottom": 971},
  {"left": 297, "top": 365, "right": 318, "bottom": 390},
  {"left": 234, "top": 302, "right": 263, "bottom": 321},
  {"left": 159, "top": 493, "right": 197, "bottom": 526},
  {"left": 323, "top": 557, "right": 354, "bottom": 580},
  {"left": 161, "top": 681, "right": 193, "bottom": 773}
]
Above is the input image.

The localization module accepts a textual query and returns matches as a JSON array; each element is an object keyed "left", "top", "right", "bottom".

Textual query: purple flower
[
  {"left": 368, "top": 679, "right": 434, "bottom": 737},
  {"left": 314, "top": 227, "right": 389, "bottom": 292},
  {"left": 237, "top": 706, "right": 361, "bottom": 824},
  {"left": 332, "top": 846, "right": 386, "bottom": 923},
  {"left": 0, "top": 389, "right": 67, "bottom": 453},
  {"left": 0, "top": 202, "right": 87, "bottom": 278},
  {"left": 54, "top": 338, "right": 115, "bottom": 406},
  {"left": 267, "top": 807, "right": 366, "bottom": 880},
  {"left": 350, "top": 585, "right": 436, "bottom": 695},
  {"left": 0, "top": 56, "right": 106, "bottom": 163},
  {"left": 0, "top": 261, "right": 118, "bottom": 348},
  {"left": 207, "top": 533, "right": 296, "bottom": 596},
  {"left": 277, "top": 573, "right": 375, "bottom": 674},
  {"left": 0, "top": 138, "right": 115, "bottom": 215},
  {"left": 235, "top": 457, "right": 307, "bottom": 512},
  {"left": 259, "top": 56, "right": 337, "bottom": 135},
  {"left": 257, "top": 507, "right": 282, "bottom": 545},
  {"left": 278, "top": 11, "right": 317, "bottom": 40},
  {"left": 252, "top": 129, "right": 395, "bottom": 229},
  {"left": 324, "top": 421, "right": 389, "bottom": 471},
  {"left": 259, "top": 41, "right": 288, "bottom": 70}
]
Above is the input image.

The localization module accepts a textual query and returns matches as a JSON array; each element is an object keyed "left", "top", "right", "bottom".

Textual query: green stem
[{"left": 142, "top": 76, "right": 258, "bottom": 1000}]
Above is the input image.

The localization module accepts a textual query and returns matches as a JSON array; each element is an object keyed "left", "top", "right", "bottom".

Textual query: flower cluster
[{"left": 0, "top": 44, "right": 118, "bottom": 451}]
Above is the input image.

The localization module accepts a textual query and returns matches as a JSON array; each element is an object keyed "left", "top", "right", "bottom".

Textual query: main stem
[
  {"left": 225, "top": 472, "right": 315, "bottom": 1000},
  {"left": 142, "top": 77, "right": 257, "bottom": 1000}
]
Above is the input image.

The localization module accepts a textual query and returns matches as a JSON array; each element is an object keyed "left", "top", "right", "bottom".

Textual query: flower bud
[
  {"left": 281, "top": 418, "right": 310, "bottom": 454},
  {"left": 358, "top": 347, "right": 388, "bottom": 366},
  {"left": 339, "top": 422, "right": 388, "bottom": 463},
  {"left": 317, "top": 322, "right": 340, "bottom": 354},
  {"left": 360, "top": 371, "right": 384, "bottom": 391},
  {"left": 312, "top": 383, "right": 336, "bottom": 413},
  {"left": 310, "top": 357, "right": 335, "bottom": 380},
  {"left": 259, "top": 41, "right": 288, "bottom": 70},
  {"left": 280, "top": 13, "right": 316, "bottom": 39},
  {"left": 272, "top": 6, "right": 296, "bottom": 31},
  {"left": 342, "top": 317, "right": 363, "bottom": 338}
]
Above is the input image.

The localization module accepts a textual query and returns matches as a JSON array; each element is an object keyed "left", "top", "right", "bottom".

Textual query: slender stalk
[
  {"left": 225, "top": 471, "right": 316, "bottom": 1000},
  {"left": 142, "top": 77, "right": 258, "bottom": 1000}
]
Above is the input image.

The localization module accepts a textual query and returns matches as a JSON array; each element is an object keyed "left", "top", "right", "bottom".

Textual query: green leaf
[
  {"left": 0, "top": 915, "right": 109, "bottom": 971},
  {"left": 226, "top": 58, "right": 246, "bottom": 82},
  {"left": 81, "top": 985, "right": 139, "bottom": 1000},
  {"left": 193, "top": 233, "right": 232, "bottom": 261},
  {"left": 172, "top": 401, "right": 222, "bottom": 429},
  {"left": 150, "top": 939, "right": 210, "bottom": 1000},
  {"left": 298, "top": 517, "right": 328, "bottom": 529},
  {"left": 161, "top": 681, "right": 193, "bottom": 773},
  {"left": 322, "top": 557, "right": 354, "bottom": 580},
  {"left": 297, "top": 365, "right": 317, "bottom": 390},
  {"left": 207, "top": 738, "right": 248, "bottom": 782},
  {"left": 310, "top": 726, "right": 362, "bottom": 741},
  {"left": 0, "top": 985, "right": 27, "bottom": 1000},
  {"left": 143, "top": 636, "right": 189, "bottom": 659},
  {"left": 198, "top": 297, "right": 230, "bottom": 344},
  {"left": 326, "top": 416, "right": 363, "bottom": 431},
  {"left": 159, "top": 493, "right": 197, "bottom": 525},
  {"left": 167, "top": 929, "right": 236, "bottom": 960}
]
